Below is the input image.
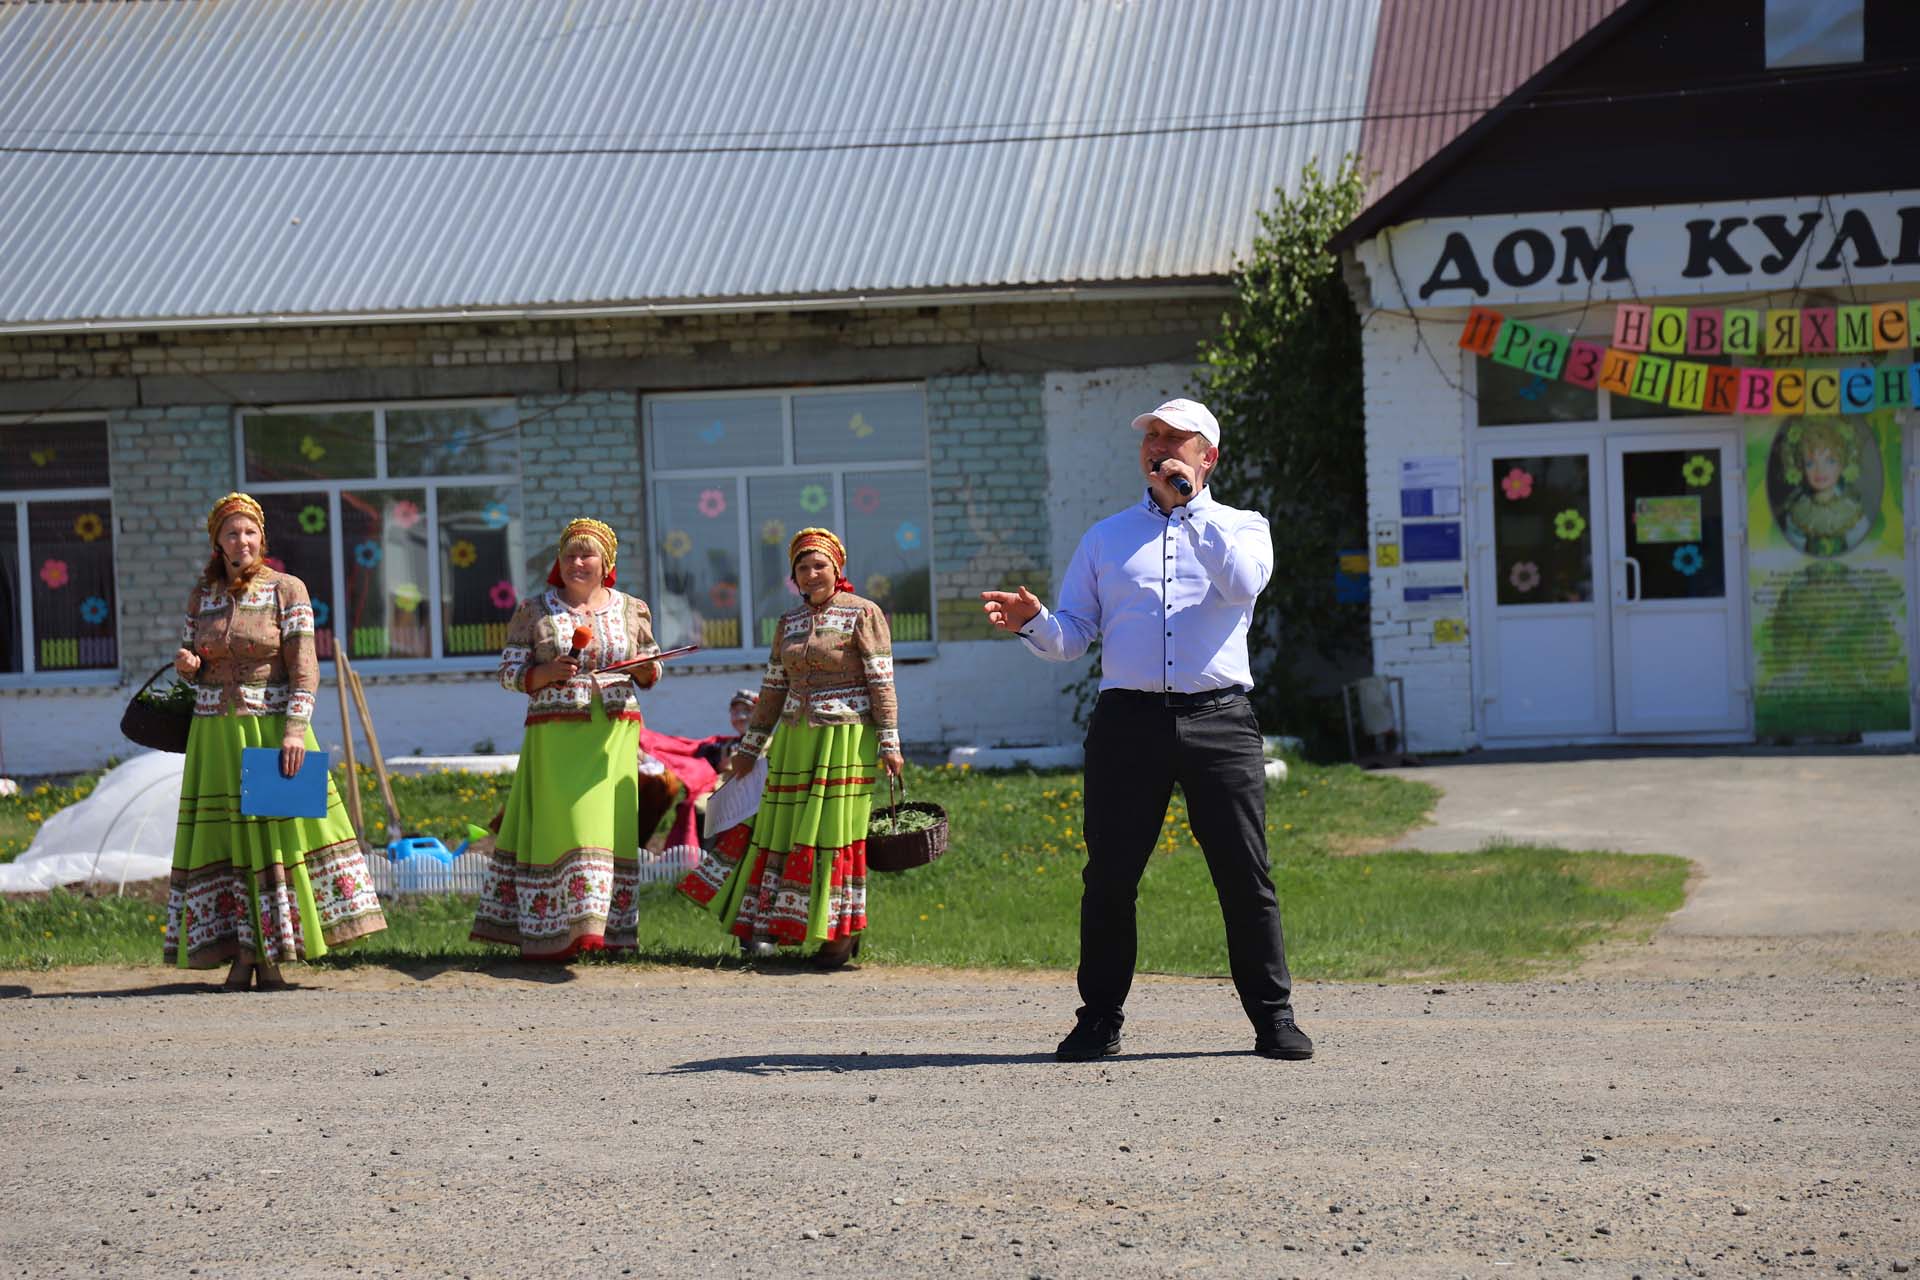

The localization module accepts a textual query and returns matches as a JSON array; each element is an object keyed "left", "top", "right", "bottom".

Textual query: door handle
[{"left": 1620, "top": 556, "right": 1642, "bottom": 603}]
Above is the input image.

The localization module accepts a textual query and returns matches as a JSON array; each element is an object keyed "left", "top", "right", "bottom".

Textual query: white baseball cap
[{"left": 1130, "top": 397, "right": 1220, "bottom": 446}]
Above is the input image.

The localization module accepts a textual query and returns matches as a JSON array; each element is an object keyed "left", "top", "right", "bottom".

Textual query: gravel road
[{"left": 3, "top": 940, "right": 1917, "bottom": 1278}]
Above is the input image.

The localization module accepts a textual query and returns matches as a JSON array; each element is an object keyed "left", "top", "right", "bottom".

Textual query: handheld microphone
[
  {"left": 568, "top": 626, "right": 592, "bottom": 663},
  {"left": 1153, "top": 459, "right": 1193, "bottom": 498}
]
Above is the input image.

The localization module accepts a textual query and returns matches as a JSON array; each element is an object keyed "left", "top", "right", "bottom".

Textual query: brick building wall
[
  {"left": 927, "top": 371, "right": 1049, "bottom": 640},
  {"left": 1360, "top": 310, "right": 1477, "bottom": 752}
]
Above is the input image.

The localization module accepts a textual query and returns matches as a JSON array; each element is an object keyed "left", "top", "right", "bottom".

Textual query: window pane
[
  {"left": 841, "top": 469, "right": 932, "bottom": 642},
  {"left": 650, "top": 397, "right": 783, "bottom": 471},
  {"left": 439, "top": 485, "right": 525, "bottom": 657},
  {"left": 1476, "top": 358, "right": 1597, "bottom": 427},
  {"left": 260, "top": 491, "right": 338, "bottom": 660},
  {"left": 28, "top": 499, "right": 117, "bottom": 671},
  {"left": 1492, "top": 455, "right": 1592, "bottom": 606},
  {"left": 342, "top": 489, "right": 430, "bottom": 659},
  {"left": 746, "top": 473, "right": 835, "bottom": 647},
  {"left": 387, "top": 405, "right": 521, "bottom": 478},
  {"left": 0, "top": 508, "right": 21, "bottom": 673},
  {"left": 0, "top": 420, "right": 111, "bottom": 491},
  {"left": 793, "top": 388, "right": 927, "bottom": 465},
  {"left": 650, "top": 478, "right": 742, "bottom": 650},
  {"left": 1624, "top": 448, "right": 1726, "bottom": 600},
  {"left": 244, "top": 411, "right": 377, "bottom": 483}
]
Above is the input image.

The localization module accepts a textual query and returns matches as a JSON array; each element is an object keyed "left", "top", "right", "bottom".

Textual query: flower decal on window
[
  {"left": 1507, "top": 561, "right": 1540, "bottom": 594},
  {"left": 312, "top": 600, "right": 331, "bottom": 628},
  {"left": 298, "top": 434, "right": 326, "bottom": 462},
  {"left": 709, "top": 582, "right": 739, "bottom": 610},
  {"left": 73, "top": 512, "right": 105, "bottom": 543},
  {"left": 483, "top": 501, "right": 510, "bottom": 530},
  {"left": 1500, "top": 468, "right": 1534, "bottom": 502},
  {"left": 1682, "top": 454, "right": 1715, "bottom": 488},
  {"left": 352, "top": 540, "right": 382, "bottom": 568},
  {"left": 393, "top": 582, "right": 423, "bottom": 613},
  {"left": 848, "top": 412, "right": 875, "bottom": 439},
  {"left": 28, "top": 447, "right": 55, "bottom": 467},
  {"left": 1671, "top": 544, "right": 1704, "bottom": 577},
  {"left": 489, "top": 579, "right": 517, "bottom": 611},
  {"left": 697, "top": 488, "right": 728, "bottom": 519},
  {"left": 852, "top": 485, "right": 882, "bottom": 515},
  {"left": 79, "top": 595, "right": 110, "bottom": 625},
  {"left": 760, "top": 519, "right": 787, "bottom": 546},
  {"left": 38, "top": 559, "right": 68, "bottom": 589},
  {"left": 449, "top": 539, "right": 478, "bottom": 569},
  {"left": 865, "top": 573, "right": 893, "bottom": 600},
  {"left": 894, "top": 521, "right": 922, "bottom": 552},
  {"left": 1553, "top": 509, "right": 1586, "bottom": 541},
  {"left": 799, "top": 484, "right": 829, "bottom": 514},
  {"left": 390, "top": 499, "right": 422, "bottom": 530},
  {"left": 298, "top": 505, "right": 327, "bottom": 535},
  {"left": 662, "top": 530, "right": 692, "bottom": 559},
  {"left": 697, "top": 420, "right": 726, "bottom": 445},
  {"left": 264, "top": 556, "right": 285, "bottom": 572}
]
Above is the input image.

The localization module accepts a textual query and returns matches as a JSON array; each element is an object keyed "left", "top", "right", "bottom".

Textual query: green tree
[{"left": 1200, "top": 157, "right": 1370, "bottom": 749}]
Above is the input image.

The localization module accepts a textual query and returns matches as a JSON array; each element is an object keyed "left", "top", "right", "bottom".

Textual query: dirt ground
[{"left": 3, "top": 932, "right": 1917, "bottom": 1278}]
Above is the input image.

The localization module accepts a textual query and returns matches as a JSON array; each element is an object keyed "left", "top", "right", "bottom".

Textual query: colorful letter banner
[{"left": 1461, "top": 303, "right": 1920, "bottom": 416}]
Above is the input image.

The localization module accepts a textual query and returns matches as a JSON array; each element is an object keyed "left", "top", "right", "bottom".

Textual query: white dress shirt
[{"left": 1018, "top": 487, "right": 1272, "bottom": 693}]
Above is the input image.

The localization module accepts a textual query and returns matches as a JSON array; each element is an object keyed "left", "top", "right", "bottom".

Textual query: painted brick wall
[
  {"left": 1360, "top": 311, "right": 1478, "bottom": 751},
  {"left": 928, "top": 372, "right": 1049, "bottom": 640},
  {"left": 515, "top": 391, "right": 642, "bottom": 587},
  {"left": 107, "top": 405, "right": 237, "bottom": 675}
]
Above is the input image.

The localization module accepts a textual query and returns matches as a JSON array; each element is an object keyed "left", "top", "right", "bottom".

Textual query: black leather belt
[{"left": 1107, "top": 687, "right": 1245, "bottom": 707}]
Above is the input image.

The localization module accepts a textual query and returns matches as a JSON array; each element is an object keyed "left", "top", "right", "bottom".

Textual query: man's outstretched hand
[{"left": 980, "top": 586, "right": 1042, "bottom": 634}]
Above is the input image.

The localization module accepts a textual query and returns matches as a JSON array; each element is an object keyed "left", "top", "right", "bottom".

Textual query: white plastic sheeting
[{"left": 0, "top": 753, "right": 183, "bottom": 893}]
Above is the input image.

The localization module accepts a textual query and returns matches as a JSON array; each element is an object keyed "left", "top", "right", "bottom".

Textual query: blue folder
[{"left": 239, "top": 747, "right": 332, "bottom": 819}]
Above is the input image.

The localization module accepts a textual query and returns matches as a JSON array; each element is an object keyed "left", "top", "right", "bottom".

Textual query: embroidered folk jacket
[
  {"left": 181, "top": 568, "right": 319, "bottom": 724},
  {"left": 497, "top": 589, "right": 661, "bottom": 726},
  {"left": 738, "top": 591, "right": 899, "bottom": 757}
]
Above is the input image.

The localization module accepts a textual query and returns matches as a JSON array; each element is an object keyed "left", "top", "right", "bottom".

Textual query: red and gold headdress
[
  {"left": 205, "top": 492, "right": 265, "bottom": 546},
  {"left": 548, "top": 517, "right": 619, "bottom": 587},
  {"left": 788, "top": 526, "right": 852, "bottom": 595}
]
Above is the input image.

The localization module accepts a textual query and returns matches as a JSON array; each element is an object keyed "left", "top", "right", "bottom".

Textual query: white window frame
[
  {"left": 234, "top": 397, "right": 524, "bottom": 674},
  {"left": 0, "top": 412, "right": 119, "bottom": 689},
  {"left": 643, "top": 382, "right": 938, "bottom": 663}
]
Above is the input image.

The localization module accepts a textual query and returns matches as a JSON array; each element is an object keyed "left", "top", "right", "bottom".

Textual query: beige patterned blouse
[
  {"left": 181, "top": 568, "right": 318, "bottom": 724},
  {"left": 497, "top": 589, "right": 661, "bottom": 726},
  {"left": 739, "top": 591, "right": 899, "bottom": 757}
]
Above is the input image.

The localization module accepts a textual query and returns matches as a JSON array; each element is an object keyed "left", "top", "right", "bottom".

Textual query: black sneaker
[
  {"left": 1055, "top": 1017, "right": 1122, "bottom": 1062},
  {"left": 1253, "top": 1013, "right": 1314, "bottom": 1061}
]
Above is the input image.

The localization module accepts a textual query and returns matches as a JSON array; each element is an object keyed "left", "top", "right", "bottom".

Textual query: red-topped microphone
[{"left": 568, "top": 626, "right": 592, "bottom": 663}]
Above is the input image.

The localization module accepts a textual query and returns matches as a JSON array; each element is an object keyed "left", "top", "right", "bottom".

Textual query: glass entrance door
[
  {"left": 1605, "top": 433, "right": 1749, "bottom": 734},
  {"left": 1476, "top": 443, "right": 1612, "bottom": 738}
]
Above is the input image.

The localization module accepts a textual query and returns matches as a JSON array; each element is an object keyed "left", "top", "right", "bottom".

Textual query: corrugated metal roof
[
  {"left": 0, "top": 0, "right": 1380, "bottom": 330},
  {"left": 1355, "top": 0, "right": 1625, "bottom": 201}
]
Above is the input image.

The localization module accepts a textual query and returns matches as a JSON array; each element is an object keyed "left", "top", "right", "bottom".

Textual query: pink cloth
[{"left": 640, "top": 729, "right": 723, "bottom": 853}]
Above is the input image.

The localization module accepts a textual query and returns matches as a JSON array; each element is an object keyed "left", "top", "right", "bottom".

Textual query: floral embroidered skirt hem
[
  {"left": 165, "top": 713, "right": 387, "bottom": 969},
  {"left": 677, "top": 721, "right": 873, "bottom": 946},
  {"left": 471, "top": 701, "right": 641, "bottom": 960}
]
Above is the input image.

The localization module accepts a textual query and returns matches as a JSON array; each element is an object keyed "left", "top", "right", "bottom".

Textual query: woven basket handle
[
  {"left": 886, "top": 769, "right": 903, "bottom": 812},
  {"left": 134, "top": 662, "right": 176, "bottom": 697}
]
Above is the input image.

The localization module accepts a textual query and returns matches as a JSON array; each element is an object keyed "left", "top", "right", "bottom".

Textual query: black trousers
[{"left": 1077, "top": 688, "right": 1293, "bottom": 1032}]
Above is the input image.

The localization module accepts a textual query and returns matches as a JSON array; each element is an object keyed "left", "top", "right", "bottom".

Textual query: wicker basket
[
  {"left": 120, "top": 664, "right": 195, "bottom": 754},
  {"left": 866, "top": 775, "right": 949, "bottom": 873}
]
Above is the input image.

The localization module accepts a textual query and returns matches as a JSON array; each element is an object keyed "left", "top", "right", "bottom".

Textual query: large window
[
  {"left": 645, "top": 386, "right": 934, "bottom": 655},
  {"left": 237, "top": 402, "right": 526, "bottom": 668},
  {"left": 0, "top": 418, "right": 118, "bottom": 681}
]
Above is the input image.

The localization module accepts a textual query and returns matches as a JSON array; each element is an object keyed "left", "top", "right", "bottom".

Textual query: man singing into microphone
[{"left": 981, "top": 398, "right": 1312, "bottom": 1063}]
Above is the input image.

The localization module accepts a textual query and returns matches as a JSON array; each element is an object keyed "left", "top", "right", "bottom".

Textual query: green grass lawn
[{"left": 0, "top": 759, "right": 1687, "bottom": 980}]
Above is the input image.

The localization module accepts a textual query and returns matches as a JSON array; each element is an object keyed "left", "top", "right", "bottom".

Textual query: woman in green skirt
[
  {"left": 166, "top": 492, "right": 386, "bottom": 990},
  {"left": 472, "top": 518, "right": 662, "bottom": 959},
  {"left": 679, "top": 527, "right": 903, "bottom": 967}
]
